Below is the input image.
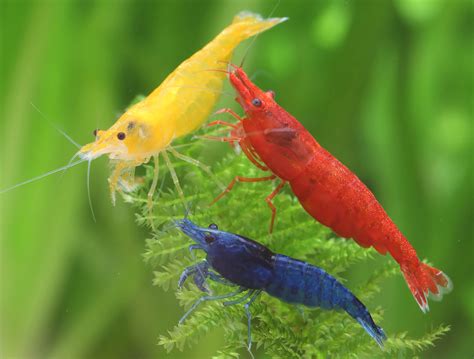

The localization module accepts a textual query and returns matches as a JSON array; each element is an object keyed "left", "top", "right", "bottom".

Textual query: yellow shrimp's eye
[
  {"left": 93, "top": 129, "right": 99, "bottom": 137},
  {"left": 117, "top": 132, "right": 126, "bottom": 140},
  {"left": 252, "top": 98, "right": 262, "bottom": 107}
]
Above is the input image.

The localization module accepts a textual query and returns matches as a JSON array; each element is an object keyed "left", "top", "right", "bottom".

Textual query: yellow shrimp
[{"left": 79, "top": 11, "right": 287, "bottom": 216}]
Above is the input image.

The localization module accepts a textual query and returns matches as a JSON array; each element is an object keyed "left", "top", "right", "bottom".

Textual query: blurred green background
[{"left": 0, "top": 0, "right": 472, "bottom": 357}]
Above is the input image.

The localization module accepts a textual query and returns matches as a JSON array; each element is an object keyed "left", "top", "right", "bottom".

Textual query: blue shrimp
[{"left": 175, "top": 219, "right": 386, "bottom": 352}]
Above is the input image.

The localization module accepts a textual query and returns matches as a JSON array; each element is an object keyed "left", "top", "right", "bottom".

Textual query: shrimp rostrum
[{"left": 175, "top": 219, "right": 386, "bottom": 352}]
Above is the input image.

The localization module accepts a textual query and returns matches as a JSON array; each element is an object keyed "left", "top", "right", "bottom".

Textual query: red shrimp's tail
[{"left": 401, "top": 262, "right": 453, "bottom": 313}]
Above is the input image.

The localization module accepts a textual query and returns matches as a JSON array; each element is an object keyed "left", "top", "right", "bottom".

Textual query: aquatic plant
[{"left": 127, "top": 139, "right": 449, "bottom": 358}]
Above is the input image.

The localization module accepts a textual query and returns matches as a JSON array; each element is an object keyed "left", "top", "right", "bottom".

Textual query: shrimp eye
[
  {"left": 93, "top": 129, "right": 99, "bottom": 137},
  {"left": 117, "top": 132, "right": 126, "bottom": 140},
  {"left": 204, "top": 233, "right": 215, "bottom": 244},
  {"left": 251, "top": 98, "right": 262, "bottom": 107},
  {"left": 208, "top": 223, "right": 218, "bottom": 230}
]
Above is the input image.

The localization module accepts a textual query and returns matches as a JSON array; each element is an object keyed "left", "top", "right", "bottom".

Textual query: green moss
[{"left": 128, "top": 139, "right": 449, "bottom": 358}]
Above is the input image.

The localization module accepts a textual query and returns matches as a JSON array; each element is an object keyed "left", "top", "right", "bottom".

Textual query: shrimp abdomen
[
  {"left": 265, "top": 255, "right": 345, "bottom": 309},
  {"left": 289, "top": 147, "right": 393, "bottom": 253},
  {"left": 266, "top": 254, "right": 386, "bottom": 347}
]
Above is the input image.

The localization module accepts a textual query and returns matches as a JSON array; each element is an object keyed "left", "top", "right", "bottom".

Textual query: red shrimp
[{"left": 208, "top": 65, "right": 452, "bottom": 313}]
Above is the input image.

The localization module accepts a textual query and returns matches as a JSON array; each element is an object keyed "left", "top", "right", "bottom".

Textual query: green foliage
[{"left": 128, "top": 139, "right": 449, "bottom": 358}]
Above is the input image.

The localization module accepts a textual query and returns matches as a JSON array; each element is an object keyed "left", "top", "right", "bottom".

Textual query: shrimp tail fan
[
  {"left": 356, "top": 316, "right": 387, "bottom": 349},
  {"left": 346, "top": 297, "right": 386, "bottom": 349},
  {"left": 230, "top": 11, "right": 288, "bottom": 39},
  {"left": 401, "top": 262, "right": 453, "bottom": 313}
]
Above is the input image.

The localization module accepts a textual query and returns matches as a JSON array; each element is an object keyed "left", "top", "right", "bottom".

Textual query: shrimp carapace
[
  {"left": 209, "top": 65, "right": 452, "bottom": 313},
  {"left": 77, "top": 12, "right": 287, "bottom": 209}
]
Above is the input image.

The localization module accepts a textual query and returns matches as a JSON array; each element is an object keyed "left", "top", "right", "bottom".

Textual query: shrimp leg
[
  {"left": 194, "top": 134, "right": 241, "bottom": 143},
  {"left": 109, "top": 159, "right": 145, "bottom": 204},
  {"left": 179, "top": 288, "right": 246, "bottom": 325},
  {"left": 214, "top": 108, "right": 243, "bottom": 122},
  {"left": 147, "top": 154, "right": 160, "bottom": 229},
  {"left": 168, "top": 147, "right": 225, "bottom": 190},
  {"left": 266, "top": 180, "right": 287, "bottom": 233},
  {"left": 185, "top": 245, "right": 214, "bottom": 293},
  {"left": 162, "top": 150, "right": 186, "bottom": 206},
  {"left": 207, "top": 119, "right": 268, "bottom": 171},
  {"left": 240, "top": 140, "right": 268, "bottom": 171},
  {"left": 118, "top": 166, "right": 138, "bottom": 192},
  {"left": 223, "top": 289, "right": 255, "bottom": 306},
  {"left": 178, "top": 261, "right": 209, "bottom": 290},
  {"left": 108, "top": 161, "right": 130, "bottom": 205},
  {"left": 180, "top": 261, "right": 234, "bottom": 290},
  {"left": 188, "top": 244, "right": 203, "bottom": 255},
  {"left": 244, "top": 290, "right": 262, "bottom": 353},
  {"left": 207, "top": 120, "right": 238, "bottom": 129},
  {"left": 216, "top": 286, "right": 263, "bottom": 354},
  {"left": 211, "top": 175, "right": 276, "bottom": 205}
]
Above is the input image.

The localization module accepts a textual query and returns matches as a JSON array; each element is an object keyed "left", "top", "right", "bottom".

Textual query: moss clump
[{"left": 127, "top": 139, "right": 449, "bottom": 358}]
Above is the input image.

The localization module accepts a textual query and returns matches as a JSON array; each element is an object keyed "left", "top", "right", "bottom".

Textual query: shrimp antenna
[
  {"left": 59, "top": 152, "right": 81, "bottom": 180},
  {"left": 0, "top": 157, "right": 87, "bottom": 194},
  {"left": 30, "top": 102, "right": 82, "bottom": 149},
  {"left": 184, "top": 200, "right": 195, "bottom": 220},
  {"left": 86, "top": 159, "right": 97, "bottom": 222},
  {"left": 239, "top": 0, "right": 283, "bottom": 68}
]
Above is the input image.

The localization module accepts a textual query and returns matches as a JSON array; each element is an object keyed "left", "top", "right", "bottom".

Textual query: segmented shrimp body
[
  {"left": 210, "top": 66, "right": 452, "bottom": 312},
  {"left": 78, "top": 13, "right": 286, "bottom": 206},
  {"left": 267, "top": 254, "right": 385, "bottom": 346},
  {"left": 175, "top": 219, "right": 386, "bottom": 351}
]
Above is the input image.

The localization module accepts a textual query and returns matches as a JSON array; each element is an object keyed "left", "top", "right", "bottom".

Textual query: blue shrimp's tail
[
  {"left": 346, "top": 297, "right": 386, "bottom": 349},
  {"left": 267, "top": 255, "right": 386, "bottom": 349},
  {"left": 355, "top": 314, "right": 386, "bottom": 349}
]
